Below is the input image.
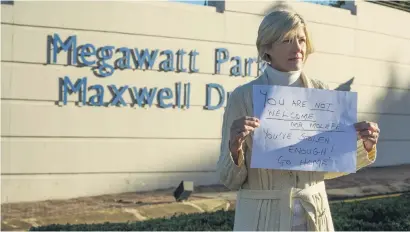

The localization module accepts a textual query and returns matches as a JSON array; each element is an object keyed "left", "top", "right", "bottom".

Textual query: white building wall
[{"left": 1, "top": 0, "right": 410, "bottom": 203}]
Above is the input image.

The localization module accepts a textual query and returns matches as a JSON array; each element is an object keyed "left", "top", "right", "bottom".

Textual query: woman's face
[{"left": 266, "top": 26, "right": 307, "bottom": 72}]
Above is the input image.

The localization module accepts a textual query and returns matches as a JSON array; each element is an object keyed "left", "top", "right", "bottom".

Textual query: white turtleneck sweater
[
  {"left": 264, "top": 65, "right": 303, "bottom": 87},
  {"left": 264, "top": 65, "right": 308, "bottom": 231}
]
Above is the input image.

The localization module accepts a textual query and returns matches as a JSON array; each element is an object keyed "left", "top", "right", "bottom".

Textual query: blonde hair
[{"left": 256, "top": 9, "right": 314, "bottom": 63}]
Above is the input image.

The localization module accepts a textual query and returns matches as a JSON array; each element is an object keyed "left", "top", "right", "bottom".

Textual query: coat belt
[{"left": 237, "top": 181, "right": 328, "bottom": 231}]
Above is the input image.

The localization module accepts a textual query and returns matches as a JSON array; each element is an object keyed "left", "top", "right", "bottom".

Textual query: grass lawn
[{"left": 30, "top": 193, "right": 410, "bottom": 231}]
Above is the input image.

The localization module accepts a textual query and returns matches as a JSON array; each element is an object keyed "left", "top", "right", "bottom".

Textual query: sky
[{"left": 168, "top": 0, "right": 207, "bottom": 6}]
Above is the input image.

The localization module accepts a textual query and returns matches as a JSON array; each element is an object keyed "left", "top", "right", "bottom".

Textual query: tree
[{"left": 367, "top": 0, "right": 410, "bottom": 12}]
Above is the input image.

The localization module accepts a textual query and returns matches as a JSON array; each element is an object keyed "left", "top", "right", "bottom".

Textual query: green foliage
[
  {"left": 332, "top": 194, "right": 410, "bottom": 231},
  {"left": 383, "top": 1, "right": 410, "bottom": 9},
  {"left": 367, "top": 0, "right": 410, "bottom": 12},
  {"left": 29, "top": 210, "right": 236, "bottom": 231},
  {"left": 30, "top": 194, "right": 410, "bottom": 231}
]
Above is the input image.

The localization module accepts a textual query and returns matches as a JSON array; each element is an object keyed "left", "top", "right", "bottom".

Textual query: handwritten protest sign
[{"left": 251, "top": 85, "right": 358, "bottom": 173}]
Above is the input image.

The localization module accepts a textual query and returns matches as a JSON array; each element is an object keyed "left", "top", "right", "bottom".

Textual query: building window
[
  {"left": 1, "top": 1, "right": 14, "bottom": 5},
  {"left": 302, "top": 0, "right": 346, "bottom": 8},
  {"left": 169, "top": 0, "right": 224, "bottom": 13}
]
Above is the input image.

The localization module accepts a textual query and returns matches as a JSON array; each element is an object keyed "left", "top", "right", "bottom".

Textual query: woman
[{"left": 216, "top": 8, "right": 380, "bottom": 231}]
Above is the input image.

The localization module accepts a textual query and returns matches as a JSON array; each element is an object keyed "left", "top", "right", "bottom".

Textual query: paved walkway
[{"left": 1, "top": 164, "right": 410, "bottom": 231}]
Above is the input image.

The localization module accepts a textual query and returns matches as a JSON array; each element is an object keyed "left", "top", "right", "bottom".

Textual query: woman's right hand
[{"left": 229, "top": 116, "right": 260, "bottom": 156}]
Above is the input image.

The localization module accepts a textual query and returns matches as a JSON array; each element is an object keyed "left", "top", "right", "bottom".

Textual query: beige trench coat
[{"left": 216, "top": 71, "right": 377, "bottom": 231}]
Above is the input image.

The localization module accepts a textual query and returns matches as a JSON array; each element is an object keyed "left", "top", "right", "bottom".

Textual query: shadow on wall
[
  {"left": 333, "top": 66, "right": 410, "bottom": 167},
  {"left": 370, "top": 66, "right": 410, "bottom": 166}
]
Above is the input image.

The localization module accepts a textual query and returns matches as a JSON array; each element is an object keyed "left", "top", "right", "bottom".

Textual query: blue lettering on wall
[
  {"left": 215, "top": 48, "right": 229, "bottom": 74},
  {"left": 133, "top": 48, "right": 159, "bottom": 70},
  {"left": 115, "top": 47, "right": 132, "bottom": 70},
  {"left": 205, "top": 83, "right": 225, "bottom": 110},
  {"left": 60, "top": 77, "right": 233, "bottom": 111},
  {"left": 51, "top": 34, "right": 77, "bottom": 65},
  {"left": 88, "top": 84, "right": 104, "bottom": 106},
  {"left": 109, "top": 85, "right": 128, "bottom": 106},
  {"left": 184, "top": 83, "right": 191, "bottom": 109},
  {"left": 78, "top": 43, "right": 96, "bottom": 66},
  {"left": 176, "top": 49, "right": 187, "bottom": 72},
  {"left": 49, "top": 34, "right": 263, "bottom": 78},
  {"left": 96, "top": 46, "right": 115, "bottom": 78},
  {"left": 61, "top": 76, "right": 86, "bottom": 105},
  {"left": 158, "top": 88, "right": 174, "bottom": 108},
  {"left": 50, "top": 34, "right": 271, "bottom": 111},
  {"left": 245, "top": 58, "right": 255, "bottom": 77},
  {"left": 61, "top": 77, "right": 197, "bottom": 109},
  {"left": 49, "top": 34, "right": 207, "bottom": 77},
  {"left": 189, "top": 50, "right": 199, "bottom": 73},
  {"left": 159, "top": 50, "right": 175, "bottom": 72},
  {"left": 175, "top": 82, "right": 182, "bottom": 108},
  {"left": 230, "top": 56, "right": 242, "bottom": 77},
  {"left": 131, "top": 87, "right": 158, "bottom": 107}
]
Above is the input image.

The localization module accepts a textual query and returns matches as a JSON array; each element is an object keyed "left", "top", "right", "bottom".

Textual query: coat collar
[{"left": 300, "top": 72, "right": 313, "bottom": 88}]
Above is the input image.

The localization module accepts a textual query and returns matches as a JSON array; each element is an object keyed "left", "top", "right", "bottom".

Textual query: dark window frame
[{"left": 1, "top": 1, "right": 14, "bottom": 5}]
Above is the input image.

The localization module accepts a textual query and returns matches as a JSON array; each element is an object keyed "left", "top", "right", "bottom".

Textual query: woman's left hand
[{"left": 354, "top": 121, "right": 380, "bottom": 152}]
